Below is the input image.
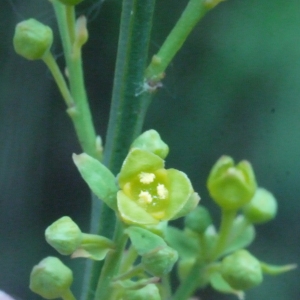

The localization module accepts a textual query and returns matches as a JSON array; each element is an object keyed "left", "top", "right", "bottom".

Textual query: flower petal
[
  {"left": 163, "top": 169, "right": 193, "bottom": 219},
  {"left": 117, "top": 191, "right": 159, "bottom": 225},
  {"left": 118, "top": 148, "right": 164, "bottom": 188}
]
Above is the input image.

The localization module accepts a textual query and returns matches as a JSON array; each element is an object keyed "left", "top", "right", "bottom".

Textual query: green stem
[
  {"left": 42, "top": 51, "right": 74, "bottom": 107},
  {"left": 82, "top": 1, "right": 156, "bottom": 299},
  {"left": 198, "top": 233, "right": 208, "bottom": 262},
  {"left": 119, "top": 244, "right": 138, "bottom": 273},
  {"left": 161, "top": 274, "right": 172, "bottom": 299},
  {"left": 103, "top": 0, "right": 156, "bottom": 174},
  {"left": 65, "top": 5, "right": 76, "bottom": 45},
  {"left": 61, "top": 289, "right": 77, "bottom": 300},
  {"left": 172, "top": 261, "right": 205, "bottom": 300},
  {"left": 51, "top": 0, "right": 101, "bottom": 160},
  {"left": 94, "top": 220, "right": 128, "bottom": 300},
  {"left": 145, "top": 0, "right": 210, "bottom": 81},
  {"left": 227, "top": 216, "right": 250, "bottom": 246},
  {"left": 113, "top": 263, "right": 144, "bottom": 281},
  {"left": 210, "top": 209, "right": 236, "bottom": 261}
]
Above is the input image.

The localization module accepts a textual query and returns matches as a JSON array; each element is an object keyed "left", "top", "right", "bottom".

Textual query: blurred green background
[{"left": 0, "top": 0, "right": 299, "bottom": 299}]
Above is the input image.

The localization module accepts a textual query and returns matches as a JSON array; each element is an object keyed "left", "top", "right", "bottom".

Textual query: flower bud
[
  {"left": 207, "top": 156, "right": 257, "bottom": 210},
  {"left": 130, "top": 129, "right": 169, "bottom": 159},
  {"left": 184, "top": 205, "right": 212, "bottom": 234},
  {"left": 243, "top": 188, "right": 277, "bottom": 224},
  {"left": 221, "top": 250, "right": 263, "bottom": 290},
  {"left": 142, "top": 246, "right": 178, "bottom": 276},
  {"left": 13, "top": 19, "right": 53, "bottom": 60},
  {"left": 29, "top": 256, "right": 73, "bottom": 299},
  {"left": 45, "top": 216, "right": 82, "bottom": 255},
  {"left": 57, "top": 0, "right": 84, "bottom": 5},
  {"left": 123, "top": 284, "right": 161, "bottom": 300}
]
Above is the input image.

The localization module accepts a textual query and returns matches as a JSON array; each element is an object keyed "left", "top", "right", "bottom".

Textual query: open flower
[{"left": 117, "top": 148, "right": 199, "bottom": 225}]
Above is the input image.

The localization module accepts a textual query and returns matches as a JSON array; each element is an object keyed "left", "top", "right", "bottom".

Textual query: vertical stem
[
  {"left": 210, "top": 209, "right": 236, "bottom": 261},
  {"left": 82, "top": 1, "right": 156, "bottom": 299},
  {"left": 94, "top": 220, "right": 128, "bottom": 300},
  {"left": 103, "top": 0, "right": 156, "bottom": 174}
]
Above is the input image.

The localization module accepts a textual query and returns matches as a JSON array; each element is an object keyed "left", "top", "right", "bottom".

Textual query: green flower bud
[
  {"left": 221, "top": 249, "right": 263, "bottom": 290},
  {"left": 207, "top": 156, "right": 257, "bottom": 210},
  {"left": 29, "top": 256, "right": 73, "bottom": 299},
  {"left": 184, "top": 205, "right": 212, "bottom": 234},
  {"left": 131, "top": 130, "right": 169, "bottom": 159},
  {"left": 45, "top": 216, "right": 82, "bottom": 255},
  {"left": 142, "top": 246, "right": 178, "bottom": 276},
  {"left": 57, "top": 0, "right": 84, "bottom": 6},
  {"left": 123, "top": 284, "right": 161, "bottom": 300},
  {"left": 13, "top": 19, "right": 53, "bottom": 60},
  {"left": 243, "top": 187, "right": 277, "bottom": 224}
]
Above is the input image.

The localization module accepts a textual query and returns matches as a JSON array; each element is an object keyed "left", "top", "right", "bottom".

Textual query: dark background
[{"left": 0, "top": 0, "right": 299, "bottom": 299}]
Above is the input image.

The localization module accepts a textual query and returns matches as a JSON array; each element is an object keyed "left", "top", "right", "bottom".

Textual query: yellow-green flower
[{"left": 117, "top": 148, "right": 199, "bottom": 225}]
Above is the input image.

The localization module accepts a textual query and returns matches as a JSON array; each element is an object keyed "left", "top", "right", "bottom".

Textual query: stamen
[
  {"left": 138, "top": 191, "right": 153, "bottom": 204},
  {"left": 157, "top": 184, "right": 168, "bottom": 199},
  {"left": 139, "top": 172, "right": 155, "bottom": 184}
]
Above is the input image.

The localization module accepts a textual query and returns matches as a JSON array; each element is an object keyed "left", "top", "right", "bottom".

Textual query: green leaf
[
  {"left": 222, "top": 216, "right": 255, "bottom": 256},
  {"left": 73, "top": 153, "right": 118, "bottom": 210},
  {"left": 164, "top": 226, "right": 199, "bottom": 259},
  {"left": 125, "top": 226, "right": 167, "bottom": 256},
  {"left": 210, "top": 272, "right": 245, "bottom": 300}
]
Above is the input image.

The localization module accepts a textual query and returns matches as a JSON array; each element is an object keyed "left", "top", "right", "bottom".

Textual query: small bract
[{"left": 117, "top": 148, "right": 199, "bottom": 225}]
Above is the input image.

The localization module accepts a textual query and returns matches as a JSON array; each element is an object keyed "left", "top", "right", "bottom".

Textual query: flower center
[{"left": 122, "top": 170, "right": 169, "bottom": 216}]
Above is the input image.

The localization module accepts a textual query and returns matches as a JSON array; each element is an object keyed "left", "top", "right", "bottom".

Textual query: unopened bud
[
  {"left": 221, "top": 249, "right": 263, "bottom": 290},
  {"left": 123, "top": 284, "right": 161, "bottom": 300},
  {"left": 243, "top": 188, "right": 277, "bottom": 224},
  {"left": 130, "top": 129, "right": 169, "bottom": 159},
  {"left": 29, "top": 256, "right": 73, "bottom": 299},
  {"left": 207, "top": 156, "right": 257, "bottom": 210},
  {"left": 184, "top": 205, "right": 212, "bottom": 234},
  {"left": 45, "top": 216, "right": 82, "bottom": 255},
  {"left": 142, "top": 246, "right": 178, "bottom": 276},
  {"left": 13, "top": 19, "right": 53, "bottom": 60}
]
